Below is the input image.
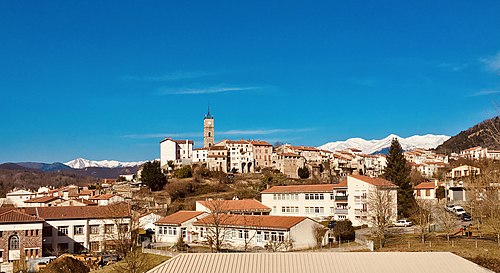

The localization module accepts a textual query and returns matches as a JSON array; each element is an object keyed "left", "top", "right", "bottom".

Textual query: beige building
[
  {"left": 207, "top": 146, "right": 228, "bottom": 172},
  {"left": 250, "top": 140, "right": 273, "bottom": 169},
  {"left": 273, "top": 153, "right": 305, "bottom": 179}
]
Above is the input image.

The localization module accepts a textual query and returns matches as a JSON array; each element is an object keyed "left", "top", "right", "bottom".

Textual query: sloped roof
[
  {"left": 160, "top": 138, "right": 194, "bottom": 144},
  {"left": 197, "top": 199, "right": 271, "bottom": 212},
  {"left": 22, "top": 202, "right": 130, "bottom": 220},
  {"left": 415, "top": 182, "right": 437, "bottom": 189},
  {"left": 155, "top": 211, "right": 206, "bottom": 225},
  {"left": 0, "top": 210, "right": 44, "bottom": 223},
  {"left": 147, "top": 252, "right": 494, "bottom": 273},
  {"left": 194, "top": 214, "right": 307, "bottom": 230},
  {"left": 250, "top": 140, "right": 272, "bottom": 146},
  {"left": 261, "top": 184, "right": 335, "bottom": 193},
  {"left": 24, "top": 196, "right": 60, "bottom": 203},
  {"left": 90, "top": 193, "right": 120, "bottom": 200},
  {"left": 349, "top": 175, "right": 397, "bottom": 187},
  {"left": 59, "top": 198, "right": 97, "bottom": 206}
]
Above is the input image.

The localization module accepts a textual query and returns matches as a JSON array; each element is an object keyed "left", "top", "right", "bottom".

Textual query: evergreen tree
[
  {"left": 383, "top": 138, "right": 415, "bottom": 218},
  {"left": 297, "top": 167, "right": 310, "bottom": 179},
  {"left": 141, "top": 161, "right": 167, "bottom": 191}
]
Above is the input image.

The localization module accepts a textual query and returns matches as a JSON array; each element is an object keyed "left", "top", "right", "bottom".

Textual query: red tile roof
[
  {"left": 60, "top": 198, "right": 97, "bottom": 206},
  {"left": 349, "top": 175, "right": 397, "bottom": 187},
  {"left": 90, "top": 194, "right": 118, "bottom": 200},
  {"left": 197, "top": 199, "right": 271, "bottom": 212},
  {"left": 0, "top": 210, "right": 44, "bottom": 223},
  {"left": 22, "top": 203, "right": 131, "bottom": 220},
  {"left": 24, "top": 196, "right": 60, "bottom": 203},
  {"left": 194, "top": 214, "right": 308, "bottom": 230},
  {"left": 250, "top": 140, "right": 272, "bottom": 146},
  {"left": 262, "top": 184, "right": 335, "bottom": 193},
  {"left": 415, "top": 182, "right": 437, "bottom": 189},
  {"left": 155, "top": 211, "right": 206, "bottom": 225}
]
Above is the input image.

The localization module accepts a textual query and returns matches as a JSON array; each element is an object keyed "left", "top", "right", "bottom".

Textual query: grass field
[
  {"left": 377, "top": 234, "right": 500, "bottom": 272},
  {"left": 91, "top": 253, "right": 170, "bottom": 273}
]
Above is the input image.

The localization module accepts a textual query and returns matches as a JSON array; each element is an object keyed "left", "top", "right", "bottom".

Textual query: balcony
[
  {"left": 335, "top": 209, "right": 348, "bottom": 214},
  {"left": 334, "top": 195, "right": 348, "bottom": 201}
]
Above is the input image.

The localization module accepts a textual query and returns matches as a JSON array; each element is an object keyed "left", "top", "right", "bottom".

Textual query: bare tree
[
  {"left": 313, "top": 226, "right": 327, "bottom": 248},
  {"left": 266, "top": 235, "right": 293, "bottom": 252},
  {"left": 201, "top": 200, "right": 234, "bottom": 252},
  {"left": 413, "top": 199, "right": 433, "bottom": 243},
  {"left": 366, "top": 187, "right": 396, "bottom": 248},
  {"left": 439, "top": 208, "right": 458, "bottom": 241}
]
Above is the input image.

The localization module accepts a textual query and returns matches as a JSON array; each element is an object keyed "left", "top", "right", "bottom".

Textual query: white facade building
[
  {"left": 159, "top": 138, "right": 194, "bottom": 169},
  {"left": 6, "top": 190, "right": 36, "bottom": 207},
  {"left": 155, "top": 211, "right": 207, "bottom": 244},
  {"left": 193, "top": 214, "right": 324, "bottom": 251},
  {"left": 346, "top": 175, "right": 398, "bottom": 227}
]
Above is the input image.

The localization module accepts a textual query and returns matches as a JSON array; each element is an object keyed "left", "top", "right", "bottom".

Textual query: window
[
  {"left": 426, "top": 189, "right": 430, "bottom": 196},
  {"left": 278, "top": 232, "right": 285, "bottom": 242},
  {"left": 264, "top": 232, "right": 270, "bottom": 241},
  {"left": 9, "top": 236, "right": 19, "bottom": 250},
  {"left": 105, "top": 224, "right": 114, "bottom": 234},
  {"left": 58, "top": 226, "right": 68, "bottom": 236},
  {"left": 90, "top": 225, "right": 100, "bottom": 235},
  {"left": 256, "top": 231, "right": 262, "bottom": 242},
  {"left": 74, "top": 225, "right": 85, "bottom": 235},
  {"left": 90, "top": 241, "right": 100, "bottom": 252},
  {"left": 238, "top": 230, "right": 244, "bottom": 239}
]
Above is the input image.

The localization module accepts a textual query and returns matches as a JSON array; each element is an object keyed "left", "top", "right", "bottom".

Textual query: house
[
  {"left": 195, "top": 199, "right": 271, "bottom": 215},
  {"left": 138, "top": 212, "right": 163, "bottom": 231},
  {"left": 448, "top": 165, "right": 480, "bottom": 179},
  {"left": 272, "top": 153, "right": 305, "bottom": 179},
  {"left": 216, "top": 139, "right": 255, "bottom": 173},
  {"left": 250, "top": 140, "right": 273, "bottom": 169},
  {"left": 206, "top": 146, "right": 228, "bottom": 173},
  {"left": 89, "top": 194, "right": 125, "bottom": 206},
  {"left": 6, "top": 190, "right": 36, "bottom": 207},
  {"left": 193, "top": 214, "right": 324, "bottom": 251},
  {"left": 0, "top": 210, "right": 44, "bottom": 264},
  {"left": 346, "top": 175, "right": 398, "bottom": 227},
  {"left": 147, "top": 252, "right": 495, "bottom": 273},
  {"left": 261, "top": 184, "right": 337, "bottom": 220},
  {"left": 154, "top": 211, "right": 207, "bottom": 244},
  {"left": 160, "top": 138, "right": 194, "bottom": 169},
  {"left": 414, "top": 181, "right": 438, "bottom": 200},
  {"left": 461, "top": 146, "right": 488, "bottom": 160},
  {"left": 192, "top": 148, "right": 208, "bottom": 165}
]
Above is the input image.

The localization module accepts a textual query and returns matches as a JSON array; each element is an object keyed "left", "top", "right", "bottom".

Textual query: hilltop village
[{"left": 0, "top": 110, "right": 499, "bottom": 273}]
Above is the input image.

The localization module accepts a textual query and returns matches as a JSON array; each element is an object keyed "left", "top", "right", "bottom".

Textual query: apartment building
[{"left": 250, "top": 140, "right": 273, "bottom": 168}]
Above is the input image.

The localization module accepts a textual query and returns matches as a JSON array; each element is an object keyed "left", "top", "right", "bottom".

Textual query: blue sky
[{"left": 1, "top": 1, "right": 500, "bottom": 163}]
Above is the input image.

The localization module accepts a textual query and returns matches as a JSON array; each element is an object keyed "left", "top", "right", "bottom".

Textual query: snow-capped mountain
[
  {"left": 318, "top": 134, "right": 450, "bottom": 154},
  {"left": 64, "top": 158, "right": 148, "bottom": 169}
]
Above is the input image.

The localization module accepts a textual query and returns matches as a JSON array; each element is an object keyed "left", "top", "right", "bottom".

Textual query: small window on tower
[{"left": 208, "top": 132, "right": 211, "bottom": 137}]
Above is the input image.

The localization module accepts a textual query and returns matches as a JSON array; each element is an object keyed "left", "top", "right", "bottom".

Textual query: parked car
[
  {"left": 453, "top": 206, "right": 466, "bottom": 216},
  {"left": 445, "top": 204, "right": 455, "bottom": 212},
  {"left": 461, "top": 212, "right": 472, "bottom": 221},
  {"left": 394, "top": 219, "right": 413, "bottom": 227}
]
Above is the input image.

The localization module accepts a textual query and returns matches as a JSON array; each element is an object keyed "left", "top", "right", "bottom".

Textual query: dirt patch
[{"left": 41, "top": 256, "right": 90, "bottom": 273}]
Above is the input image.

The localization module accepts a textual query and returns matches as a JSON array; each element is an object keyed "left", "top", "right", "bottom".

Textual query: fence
[
  {"left": 142, "top": 248, "right": 178, "bottom": 257},
  {"left": 383, "top": 238, "right": 499, "bottom": 251}
]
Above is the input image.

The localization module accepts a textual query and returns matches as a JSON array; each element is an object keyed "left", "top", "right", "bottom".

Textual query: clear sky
[{"left": 1, "top": 1, "right": 500, "bottom": 163}]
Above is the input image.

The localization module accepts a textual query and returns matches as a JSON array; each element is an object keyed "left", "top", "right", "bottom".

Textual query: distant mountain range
[
  {"left": 64, "top": 158, "right": 148, "bottom": 169},
  {"left": 435, "top": 116, "right": 500, "bottom": 154},
  {"left": 318, "top": 134, "right": 451, "bottom": 154}
]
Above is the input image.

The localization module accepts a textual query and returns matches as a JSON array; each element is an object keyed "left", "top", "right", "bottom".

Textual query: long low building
[
  {"left": 193, "top": 214, "right": 324, "bottom": 251},
  {"left": 147, "top": 252, "right": 494, "bottom": 273}
]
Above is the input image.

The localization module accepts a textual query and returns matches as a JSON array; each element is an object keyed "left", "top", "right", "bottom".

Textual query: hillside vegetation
[{"left": 435, "top": 116, "right": 500, "bottom": 154}]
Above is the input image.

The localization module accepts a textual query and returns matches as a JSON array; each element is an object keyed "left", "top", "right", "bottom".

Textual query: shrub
[
  {"left": 173, "top": 166, "right": 193, "bottom": 179},
  {"left": 297, "top": 167, "right": 310, "bottom": 179}
]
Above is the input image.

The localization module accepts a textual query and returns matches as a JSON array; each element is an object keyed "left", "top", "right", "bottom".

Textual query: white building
[
  {"left": 193, "top": 214, "right": 324, "bottom": 251},
  {"left": 261, "top": 184, "right": 337, "bottom": 221},
  {"left": 160, "top": 138, "right": 194, "bottom": 169},
  {"left": 346, "top": 175, "right": 398, "bottom": 227},
  {"left": 192, "top": 148, "right": 208, "bottom": 164},
  {"left": 448, "top": 165, "right": 481, "bottom": 179},
  {"left": 89, "top": 194, "right": 125, "bottom": 206},
  {"left": 216, "top": 140, "right": 255, "bottom": 173},
  {"left": 155, "top": 211, "right": 208, "bottom": 244},
  {"left": 139, "top": 212, "right": 163, "bottom": 231},
  {"left": 22, "top": 203, "right": 131, "bottom": 254},
  {"left": 6, "top": 189, "right": 36, "bottom": 207}
]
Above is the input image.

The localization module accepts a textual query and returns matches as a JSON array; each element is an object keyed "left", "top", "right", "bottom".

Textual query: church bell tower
[{"left": 203, "top": 107, "right": 214, "bottom": 148}]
